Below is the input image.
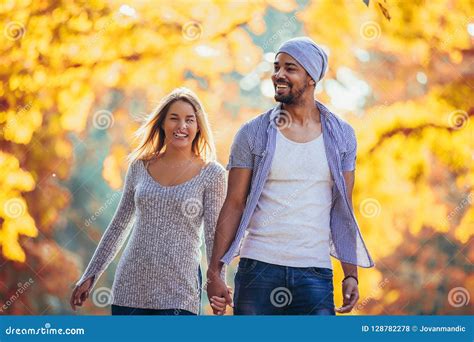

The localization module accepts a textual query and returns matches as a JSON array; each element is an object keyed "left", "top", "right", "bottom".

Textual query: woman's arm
[
  {"left": 75, "top": 160, "right": 138, "bottom": 290},
  {"left": 203, "top": 165, "right": 228, "bottom": 282}
]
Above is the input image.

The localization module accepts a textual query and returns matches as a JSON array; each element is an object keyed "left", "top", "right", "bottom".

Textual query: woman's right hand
[{"left": 70, "top": 277, "right": 93, "bottom": 311}]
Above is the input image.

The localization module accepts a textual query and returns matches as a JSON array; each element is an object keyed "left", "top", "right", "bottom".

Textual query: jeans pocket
[
  {"left": 309, "top": 267, "right": 333, "bottom": 280},
  {"left": 237, "top": 258, "right": 258, "bottom": 274}
]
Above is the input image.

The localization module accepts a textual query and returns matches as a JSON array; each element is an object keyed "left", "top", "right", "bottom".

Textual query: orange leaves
[{"left": 0, "top": 152, "right": 37, "bottom": 262}]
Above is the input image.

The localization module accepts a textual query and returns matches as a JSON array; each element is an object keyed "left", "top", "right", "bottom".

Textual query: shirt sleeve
[
  {"left": 75, "top": 160, "right": 138, "bottom": 290},
  {"left": 226, "top": 123, "right": 253, "bottom": 170},
  {"left": 341, "top": 124, "right": 357, "bottom": 172},
  {"left": 203, "top": 165, "right": 227, "bottom": 282}
]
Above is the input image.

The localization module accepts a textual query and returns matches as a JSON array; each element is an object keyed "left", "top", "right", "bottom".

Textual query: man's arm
[
  {"left": 207, "top": 168, "right": 252, "bottom": 277},
  {"left": 206, "top": 168, "right": 252, "bottom": 313},
  {"left": 335, "top": 170, "right": 360, "bottom": 313},
  {"left": 340, "top": 170, "right": 358, "bottom": 278}
]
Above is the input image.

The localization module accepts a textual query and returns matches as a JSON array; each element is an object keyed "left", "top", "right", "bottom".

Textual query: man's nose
[
  {"left": 274, "top": 69, "right": 283, "bottom": 79},
  {"left": 274, "top": 70, "right": 287, "bottom": 82}
]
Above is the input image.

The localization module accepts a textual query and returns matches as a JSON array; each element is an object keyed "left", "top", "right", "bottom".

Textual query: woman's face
[{"left": 162, "top": 100, "right": 199, "bottom": 151}]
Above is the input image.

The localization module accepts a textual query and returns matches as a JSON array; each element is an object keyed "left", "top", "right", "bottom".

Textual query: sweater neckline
[{"left": 140, "top": 159, "right": 212, "bottom": 188}]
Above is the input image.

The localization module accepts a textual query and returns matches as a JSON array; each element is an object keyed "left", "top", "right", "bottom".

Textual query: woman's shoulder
[
  {"left": 129, "top": 158, "right": 144, "bottom": 172},
  {"left": 202, "top": 160, "right": 226, "bottom": 180},
  {"left": 205, "top": 160, "right": 225, "bottom": 172}
]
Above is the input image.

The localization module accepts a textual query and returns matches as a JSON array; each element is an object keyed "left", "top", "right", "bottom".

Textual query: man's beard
[{"left": 274, "top": 82, "right": 308, "bottom": 104}]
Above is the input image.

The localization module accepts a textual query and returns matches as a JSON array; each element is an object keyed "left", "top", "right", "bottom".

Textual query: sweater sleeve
[
  {"left": 75, "top": 160, "right": 138, "bottom": 290},
  {"left": 203, "top": 164, "right": 228, "bottom": 282}
]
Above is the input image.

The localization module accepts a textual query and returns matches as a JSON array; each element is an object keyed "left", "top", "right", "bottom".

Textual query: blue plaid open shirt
[{"left": 221, "top": 100, "right": 374, "bottom": 268}]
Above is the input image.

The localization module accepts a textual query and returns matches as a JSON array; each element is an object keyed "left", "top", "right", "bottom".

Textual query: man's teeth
[{"left": 276, "top": 84, "right": 289, "bottom": 89}]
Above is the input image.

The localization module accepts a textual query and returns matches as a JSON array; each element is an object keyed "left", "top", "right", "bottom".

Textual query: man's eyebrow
[{"left": 273, "top": 61, "right": 299, "bottom": 67}]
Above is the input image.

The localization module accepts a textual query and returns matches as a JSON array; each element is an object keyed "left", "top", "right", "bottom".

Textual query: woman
[{"left": 70, "top": 87, "right": 228, "bottom": 315}]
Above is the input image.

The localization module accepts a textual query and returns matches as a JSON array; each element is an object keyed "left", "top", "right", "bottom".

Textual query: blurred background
[{"left": 0, "top": 0, "right": 472, "bottom": 315}]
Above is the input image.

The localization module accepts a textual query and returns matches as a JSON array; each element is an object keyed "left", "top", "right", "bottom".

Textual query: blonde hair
[{"left": 128, "top": 87, "right": 216, "bottom": 164}]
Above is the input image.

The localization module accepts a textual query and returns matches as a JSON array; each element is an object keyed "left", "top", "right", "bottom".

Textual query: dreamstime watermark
[
  {"left": 84, "top": 192, "right": 121, "bottom": 228},
  {"left": 262, "top": 14, "right": 298, "bottom": 50},
  {"left": 0, "top": 278, "right": 34, "bottom": 313},
  {"left": 270, "top": 287, "right": 293, "bottom": 308},
  {"left": 92, "top": 109, "right": 114, "bottom": 130},
  {"left": 92, "top": 287, "right": 113, "bottom": 307},
  {"left": 270, "top": 109, "right": 293, "bottom": 130},
  {"left": 447, "top": 287, "right": 470, "bottom": 308},
  {"left": 88, "top": 14, "right": 118, "bottom": 47},
  {"left": 5, "top": 323, "right": 84, "bottom": 335},
  {"left": 173, "top": 286, "right": 202, "bottom": 316},
  {"left": 2, "top": 102, "right": 33, "bottom": 134},
  {"left": 360, "top": 21, "right": 381, "bottom": 41},
  {"left": 259, "top": 185, "right": 303, "bottom": 227},
  {"left": 182, "top": 21, "right": 202, "bottom": 41},
  {"left": 181, "top": 198, "right": 203, "bottom": 219},
  {"left": 446, "top": 192, "right": 472, "bottom": 223},
  {"left": 353, "top": 277, "right": 390, "bottom": 313},
  {"left": 447, "top": 110, "right": 469, "bottom": 130},
  {"left": 359, "top": 198, "right": 381, "bottom": 218},
  {"left": 3, "top": 198, "right": 26, "bottom": 219},
  {"left": 4, "top": 21, "right": 26, "bottom": 41}
]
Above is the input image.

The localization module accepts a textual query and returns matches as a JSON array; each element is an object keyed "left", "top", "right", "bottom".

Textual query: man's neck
[{"left": 281, "top": 96, "right": 320, "bottom": 126}]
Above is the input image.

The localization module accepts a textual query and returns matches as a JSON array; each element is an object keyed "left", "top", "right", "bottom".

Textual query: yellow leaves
[
  {"left": 3, "top": 104, "right": 42, "bottom": 144},
  {"left": 455, "top": 206, "right": 474, "bottom": 244},
  {"left": 102, "top": 145, "right": 129, "bottom": 189},
  {"left": 67, "top": 10, "right": 93, "bottom": 32},
  {"left": 228, "top": 28, "right": 263, "bottom": 75},
  {"left": 58, "top": 86, "right": 94, "bottom": 132},
  {"left": 0, "top": 152, "right": 37, "bottom": 262},
  {"left": 384, "top": 289, "right": 399, "bottom": 304},
  {"left": 352, "top": 89, "right": 471, "bottom": 262},
  {"left": 266, "top": 0, "right": 298, "bottom": 13},
  {"left": 54, "top": 138, "right": 73, "bottom": 159},
  {"left": 247, "top": 13, "right": 266, "bottom": 35},
  {"left": 0, "top": 152, "right": 35, "bottom": 190},
  {"left": 1, "top": 214, "right": 37, "bottom": 261},
  {"left": 188, "top": 41, "right": 233, "bottom": 75}
]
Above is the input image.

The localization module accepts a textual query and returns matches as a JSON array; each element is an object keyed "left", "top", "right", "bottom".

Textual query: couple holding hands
[{"left": 70, "top": 37, "right": 374, "bottom": 316}]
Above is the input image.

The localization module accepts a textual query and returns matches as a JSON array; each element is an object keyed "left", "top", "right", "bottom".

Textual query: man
[{"left": 207, "top": 37, "right": 374, "bottom": 315}]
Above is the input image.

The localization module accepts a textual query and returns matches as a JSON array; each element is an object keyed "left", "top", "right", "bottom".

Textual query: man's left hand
[{"left": 335, "top": 277, "right": 359, "bottom": 314}]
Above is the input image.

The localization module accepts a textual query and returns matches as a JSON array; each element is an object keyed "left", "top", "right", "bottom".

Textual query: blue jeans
[
  {"left": 234, "top": 258, "right": 335, "bottom": 315},
  {"left": 111, "top": 305, "right": 196, "bottom": 315}
]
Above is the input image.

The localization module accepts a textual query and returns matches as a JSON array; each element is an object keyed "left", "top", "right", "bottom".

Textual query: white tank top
[{"left": 240, "top": 128, "right": 334, "bottom": 268}]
